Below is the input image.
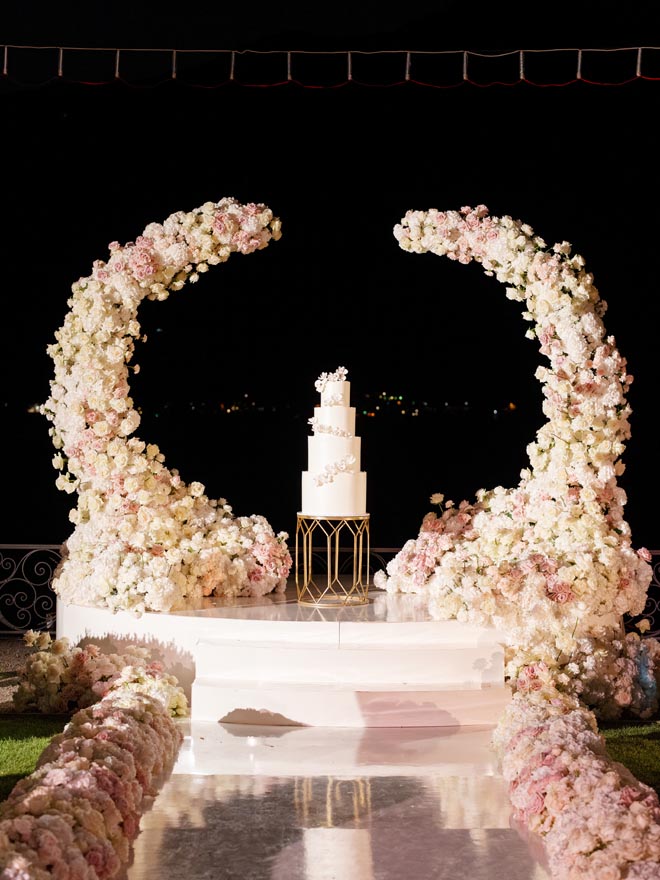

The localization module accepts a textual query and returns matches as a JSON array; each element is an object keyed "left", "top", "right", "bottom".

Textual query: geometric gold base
[{"left": 295, "top": 513, "right": 370, "bottom": 606}]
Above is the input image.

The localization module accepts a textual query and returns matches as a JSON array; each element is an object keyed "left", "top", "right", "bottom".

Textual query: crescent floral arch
[
  {"left": 36, "top": 198, "right": 660, "bottom": 876},
  {"left": 373, "top": 206, "right": 660, "bottom": 876},
  {"left": 41, "top": 198, "right": 292, "bottom": 615},
  {"left": 375, "top": 205, "right": 657, "bottom": 715}
]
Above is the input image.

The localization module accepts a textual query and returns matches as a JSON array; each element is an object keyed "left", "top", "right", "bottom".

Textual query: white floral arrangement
[
  {"left": 13, "top": 630, "right": 189, "bottom": 717},
  {"left": 313, "top": 454, "right": 356, "bottom": 487},
  {"left": 314, "top": 365, "right": 348, "bottom": 394},
  {"left": 0, "top": 636, "right": 186, "bottom": 878},
  {"left": 41, "top": 198, "right": 292, "bottom": 614},
  {"left": 491, "top": 661, "right": 660, "bottom": 878},
  {"left": 375, "top": 205, "right": 654, "bottom": 711},
  {"left": 373, "top": 205, "right": 660, "bottom": 878},
  {"left": 307, "top": 416, "right": 353, "bottom": 438}
]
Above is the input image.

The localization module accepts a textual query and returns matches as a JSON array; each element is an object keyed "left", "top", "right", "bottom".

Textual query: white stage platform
[{"left": 56, "top": 583, "right": 511, "bottom": 728}]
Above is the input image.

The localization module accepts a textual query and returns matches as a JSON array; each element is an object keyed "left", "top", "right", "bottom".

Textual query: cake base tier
[
  {"left": 301, "top": 470, "right": 367, "bottom": 517},
  {"left": 56, "top": 583, "right": 511, "bottom": 729}
]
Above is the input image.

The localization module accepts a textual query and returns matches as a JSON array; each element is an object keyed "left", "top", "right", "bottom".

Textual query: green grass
[
  {"left": 0, "top": 714, "right": 68, "bottom": 801},
  {"left": 600, "top": 719, "right": 660, "bottom": 794}
]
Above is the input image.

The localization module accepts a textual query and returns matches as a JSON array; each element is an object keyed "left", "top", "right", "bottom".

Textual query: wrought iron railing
[
  {"left": 1, "top": 543, "right": 660, "bottom": 638},
  {"left": 0, "top": 545, "right": 60, "bottom": 635},
  {"left": 625, "top": 553, "right": 660, "bottom": 639}
]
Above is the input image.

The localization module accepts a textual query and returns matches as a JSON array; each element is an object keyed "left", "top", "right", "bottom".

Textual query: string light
[{"left": 1, "top": 46, "right": 659, "bottom": 89}]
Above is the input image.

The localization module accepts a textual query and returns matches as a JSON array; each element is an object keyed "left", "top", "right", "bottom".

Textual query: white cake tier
[
  {"left": 320, "top": 380, "right": 350, "bottom": 406},
  {"left": 311, "top": 404, "right": 356, "bottom": 436},
  {"left": 301, "top": 470, "right": 367, "bottom": 516},
  {"left": 307, "top": 434, "right": 361, "bottom": 472}
]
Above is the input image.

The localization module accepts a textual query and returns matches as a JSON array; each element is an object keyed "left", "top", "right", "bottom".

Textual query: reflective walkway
[{"left": 125, "top": 721, "right": 551, "bottom": 880}]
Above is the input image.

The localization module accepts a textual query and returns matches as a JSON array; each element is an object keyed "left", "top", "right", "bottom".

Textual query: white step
[
  {"left": 173, "top": 719, "right": 503, "bottom": 777},
  {"left": 190, "top": 678, "right": 511, "bottom": 728},
  {"left": 193, "top": 639, "right": 505, "bottom": 687}
]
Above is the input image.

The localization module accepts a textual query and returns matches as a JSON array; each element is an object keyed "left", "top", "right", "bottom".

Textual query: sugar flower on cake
[
  {"left": 308, "top": 416, "right": 353, "bottom": 437},
  {"left": 314, "top": 365, "right": 348, "bottom": 393},
  {"left": 41, "top": 198, "right": 292, "bottom": 613},
  {"left": 314, "top": 454, "right": 356, "bottom": 486}
]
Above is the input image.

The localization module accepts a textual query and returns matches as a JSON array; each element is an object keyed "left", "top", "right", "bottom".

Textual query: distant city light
[{"left": 69, "top": 389, "right": 522, "bottom": 421}]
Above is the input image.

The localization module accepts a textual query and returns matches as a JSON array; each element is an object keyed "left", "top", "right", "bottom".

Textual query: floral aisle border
[
  {"left": 0, "top": 632, "right": 188, "bottom": 878},
  {"left": 492, "top": 663, "right": 660, "bottom": 878},
  {"left": 373, "top": 206, "right": 660, "bottom": 876},
  {"left": 41, "top": 198, "right": 292, "bottom": 615}
]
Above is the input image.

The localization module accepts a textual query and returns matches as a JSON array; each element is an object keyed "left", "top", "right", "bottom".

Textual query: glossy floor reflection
[{"left": 125, "top": 721, "right": 551, "bottom": 880}]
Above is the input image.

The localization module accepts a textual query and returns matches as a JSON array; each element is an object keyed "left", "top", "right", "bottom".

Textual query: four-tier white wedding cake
[{"left": 300, "top": 366, "right": 367, "bottom": 517}]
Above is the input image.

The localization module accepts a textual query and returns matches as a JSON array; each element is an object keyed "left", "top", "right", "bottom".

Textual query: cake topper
[{"left": 314, "top": 365, "right": 348, "bottom": 393}]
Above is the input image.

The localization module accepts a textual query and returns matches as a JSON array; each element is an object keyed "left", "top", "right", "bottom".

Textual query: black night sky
[{"left": 3, "top": 4, "right": 660, "bottom": 551}]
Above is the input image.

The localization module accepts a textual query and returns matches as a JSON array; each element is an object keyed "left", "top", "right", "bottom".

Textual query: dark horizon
[
  {"left": 3, "top": 22, "right": 660, "bottom": 557},
  {"left": 3, "top": 382, "right": 650, "bottom": 556}
]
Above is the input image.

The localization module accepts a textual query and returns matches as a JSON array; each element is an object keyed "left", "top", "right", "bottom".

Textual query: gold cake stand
[{"left": 295, "top": 513, "right": 370, "bottom": 606}]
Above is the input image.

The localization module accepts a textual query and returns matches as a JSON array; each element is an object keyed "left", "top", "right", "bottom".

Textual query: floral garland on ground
[
  {"left": 41, "top": 198, "right": 292, "bottom": 615},
  {"left": 12, "top": 631, "right": 188, "bottom": 716},
  {"left": 373, "top": 206, "right": 660, "bottom": 878},
  {"left": 0, "top": 633, "right": 187, "bottom": 878},
  {"left": 492, "top": 663, "right": 660, "bottom": 878}
]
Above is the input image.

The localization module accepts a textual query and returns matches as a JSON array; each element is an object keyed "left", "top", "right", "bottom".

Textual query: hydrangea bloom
[
  {"left": 1, "top": 637, "right": 187, "bottom": 878},
  {"left": 374, "top": 206, "right": 660, "bottom": 878},
  {"left": 375, "top": 206, "right": 655, "bottom": 715},
  {"left": 41, "top": 198, "right": 292, "bottom": 613},
  {"left": 14, "top": 631, "right": 189, "bottom": 717}
]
